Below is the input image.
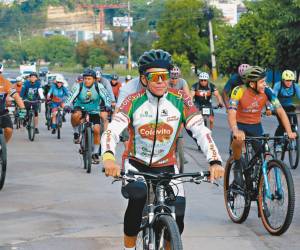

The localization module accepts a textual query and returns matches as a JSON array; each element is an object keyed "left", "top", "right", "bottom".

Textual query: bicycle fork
[{"left": 262, "top": 159, "right": 283, "bottom": 201}]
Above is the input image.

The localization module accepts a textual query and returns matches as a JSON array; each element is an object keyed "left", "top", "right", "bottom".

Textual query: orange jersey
[
  {"left": 229, "top": 86, "right": 281, "bottom": 124},
  {"left": 13, "top": 83, "right": 23, "bottom": 95},
  {"left": 0, "top": 75, "right": 16, "bottom": 112}
]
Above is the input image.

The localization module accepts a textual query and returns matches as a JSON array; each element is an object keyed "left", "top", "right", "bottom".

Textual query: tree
[
  {"left": 156, "top": 0, "right": 205, "bottom": 66},
  {"left": 87, "top": 47, "right": 107, "bottom": 68}
]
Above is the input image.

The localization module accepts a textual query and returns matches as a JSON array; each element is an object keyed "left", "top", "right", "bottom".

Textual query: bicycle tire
[
  {"left": 46, "top": 107, "right": 51, "bottom": 130},
  {"left": 57, "top": 112, "right": 62, "bottom": 140},
  {"left": 28, "top": 112, "right": 35, "bottom": 141},
  {"left": 288, "top": 131, "right": 299, "bottom": 169},
  {"left": 84, "top": 126, "right": 92, "bottom": 174},
  {"left": 0, "top": 134, "right": 7, "bottom": 190},
  {"left": 176, "top": 137, "right": 185, "bottom": 173},
  {"left": 203, "top": 115, "right": 209, "bottom": 128},
  {"left": 258, "top": 159, "right": 295, "bottom": 235},
  {"left": 224, "top": 157, "right": 251, "bottom": 224},
  {"left": 154, "top": 215, "right": 183, "bottom": 250}
]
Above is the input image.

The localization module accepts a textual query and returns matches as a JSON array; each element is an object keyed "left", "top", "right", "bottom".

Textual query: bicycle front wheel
[
  {"left": 258, "top": 159, "right": 295, "bottom": 235},
  {"left": 154, "top": 215, "right": 182, "bottom": 250},
  {"left": 288, "top": 132, "right": 299, "bottom": 169},
  {"left": 224, "top": 157, "right": 251, "bottom": 223},
  {"left": 28, "top": 113, "right": 35, "bottom": 141},
  {"left": 0, "top": 134, "right": 7, "bottom": 190},
  {"left": 57, "top": 112, "right": 62, "bottom": 139},
  {"left": 83, "top": 127, "right": 92, "bottom": 174}
]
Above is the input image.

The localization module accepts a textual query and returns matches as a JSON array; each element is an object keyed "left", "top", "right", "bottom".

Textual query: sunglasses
[{"left": 145, "top": 71, "right": 170, "bottom": 82}]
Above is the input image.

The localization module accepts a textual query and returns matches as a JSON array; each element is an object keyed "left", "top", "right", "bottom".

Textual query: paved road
[{"left": 0, "top": 70, "right": 299, "bottom": 249}]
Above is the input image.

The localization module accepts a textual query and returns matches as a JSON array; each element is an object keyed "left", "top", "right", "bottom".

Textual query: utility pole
[
  {"left": 18, "top": 28, "right": 22, "bottom": 46},
  {"left": 208, "top": 18, "right": 217, "bottom": 80},
  {"left": 204, "top": 5, "right": 217, "bottom": 80},
  {"left": 127, "top": 0, "right": 132, "bottom": 71}
]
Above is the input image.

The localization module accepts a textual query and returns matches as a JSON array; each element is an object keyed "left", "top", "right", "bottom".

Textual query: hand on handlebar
[
  {"left": 287, "top": 131, "right": 297, "bottom": 140},
  {"left": 232, "top": 129, "right": 245, "bottom": 141},
  {"left": 209, "top": 164, "right": 224, "bottom": 182},
  {"left": 103, "top": 160, "right": 121, "bottom": 177}
]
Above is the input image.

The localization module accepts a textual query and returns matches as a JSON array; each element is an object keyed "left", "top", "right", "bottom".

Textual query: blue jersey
[
  {"left": 223, "top": 73, "right": 244, "bottom": 96},
  {"left": 21, "top": 80, "right": 42, "bottom": 101},
  {"left": 273, "top": 81, "right": 300, "bottom": 107},
  {"left": 48, "top": 84, "right": 69, "bottom": 104},
  {"left": 66, "top": 82, "right": 111, "bottom": 114}
]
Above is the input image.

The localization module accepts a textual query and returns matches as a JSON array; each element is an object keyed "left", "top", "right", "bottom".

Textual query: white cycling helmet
[
  {"left": 170, "top": 66, "right": 181, "bottom": 79},
  {"left": 96, "top": 70, "right": 102, "bottom": 78},
  {"left": 0, "top": 63, "right": 3, "bottom": 73},
  {"left": 198, "top": 72, "right": 209, "bottom": 80},
  {"left": 16, "top": 76, "right": 23, "bottom": 82},
  {"left": 125, "top": 75, "right": 132, "bottom": 81},
  {"left": 55, "top": 75, "right": 65, "bottom": 83}
]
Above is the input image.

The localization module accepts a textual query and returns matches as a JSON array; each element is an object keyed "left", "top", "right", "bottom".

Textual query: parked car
[{"left": 38, "top": 67, "right": 49, "bottom": 77}]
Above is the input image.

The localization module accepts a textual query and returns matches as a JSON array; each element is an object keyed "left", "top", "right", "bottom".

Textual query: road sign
[{"left": 113, "top": 17, "right": 133, "bottom": 27}]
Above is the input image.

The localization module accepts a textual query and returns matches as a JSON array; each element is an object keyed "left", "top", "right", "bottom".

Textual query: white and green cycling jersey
[{"left": 66, "top": 82, "right": 111, "bottom": 114}]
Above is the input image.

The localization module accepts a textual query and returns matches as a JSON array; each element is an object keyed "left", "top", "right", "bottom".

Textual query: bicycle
[
  {"left": 45, "top": 101, "right": 52, "bottom": 130},
  {"left": 0, "top": 115, "right": 8, "bottom": 191},
  {"left": 224, "top": 134, "right": 295, "bottom": 235},
  {"left": 24, "top": 100, "right": 41, "bottom": 142},
  {"left": 198, "top": 105, "right": 221, "bottom": 128},
  {"left": 273, "top": 111, "right": 300, "bottom": 169},
  {"left": 52, "top": 107, "right": 64, "bottom": 139},
  {"left": 76, "top": 107, "right": 94, "bottom": 174},
  {"left": 111, "top": 169, "right": 212, "bottom": 250}
]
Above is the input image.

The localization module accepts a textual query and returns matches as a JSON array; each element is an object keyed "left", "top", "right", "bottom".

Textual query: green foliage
[
  {"left": 216, "top": 0, "right": 300, "bottom": 74},
  {"left": 87, "top": 48, "right": 108, "bottom": 68},
  {"left": 172, "top": 53, "right": 191, "bottom": 76}
]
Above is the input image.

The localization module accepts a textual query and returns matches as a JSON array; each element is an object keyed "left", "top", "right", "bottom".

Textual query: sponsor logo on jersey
[
  {"left": 138, "top": 122, "right": 173, "bottom": 142},
  {"left": 167, "top": 115, "right": 179, "bottom": 122}
]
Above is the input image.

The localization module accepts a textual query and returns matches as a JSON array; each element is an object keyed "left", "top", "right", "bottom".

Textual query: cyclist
[
  {"left": 110, "top": 74, "right": 122, "bottom": 101},
  {"left": 95, "top": 70, "right": 115, "bottom": 130},
  {"left": 0, "top": 64, "right": 26, "bottom": 142},
  {"left": 47, "top": 75, "right": 69, "bottom": 134},
  {"left": 228, "top": 66, "right": 296, "bottom": 186},
  {"left": 76, "top": 74, "right": 83, "bottom": 84},
  {"left": 101, "top": 49, "right": 223, "bottom": 250},
  {"left": 169, "top": 65, "right": 191, "bottom": 96},
  {"left": 20, "top": 72, "right": 45, "bottom": 134},
  {"left": 124, "top": 75, "right": 132, "bottom": 85},
  {"left": 272, "top": 70, "right": 300, "bottom": 151},
  {"left": 191, "top": 72, "right": 224, "bottom": 129},
  {"left": 65, "top": 69, "right": 111, "bottom": 163},
  {"left": 222, "top": 64, "right": 251, "bottom": 109},
  {"left": 13, "top": 76, "right": 23, "bottom": 95}
]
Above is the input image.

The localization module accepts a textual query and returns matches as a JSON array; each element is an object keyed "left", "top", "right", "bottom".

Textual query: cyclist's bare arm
[
  {"left": 12, "top": 92, "right": 25, "bottom": 109},
  {"left": 214, "top": 89, "right": 224, "bottom": 106},
  {"left": 183, "top": 84, "right": 192, "bottom": 98},
  {"left": 276, "top": 107, "right": 296, "bottom": 139},
  {"left": 221, "top": 89, "right": 230, "bottom": 109},
  {"left": 228, "top": 109, "right": 244, "bottom": 141}
]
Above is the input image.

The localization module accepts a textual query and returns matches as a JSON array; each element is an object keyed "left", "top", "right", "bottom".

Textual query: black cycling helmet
[
  {"left": 138, "top": 49, "right": 173, "bottom": 74},
  {"left": 242, "top": 66, "right": 266, "bottom": 84},
  {"left": 112, "top": 74, "right": 119, "bottom": 80},
  {"left": 29, "top": 72, "right": 38, "bottom": 77},
  {"left": 83, "top": 68, "right": 96, "bottom": 78}
]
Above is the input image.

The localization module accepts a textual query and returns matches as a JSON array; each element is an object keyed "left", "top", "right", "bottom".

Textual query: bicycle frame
[{"left": 244, "top": 136, "right": 284, "bottom": 201}]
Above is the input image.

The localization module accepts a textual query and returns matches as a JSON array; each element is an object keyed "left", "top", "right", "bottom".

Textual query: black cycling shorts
[
  {"left": 25, "top": 102, "right": 39, "bottom": 117},
  {"left": 89, "top": 114, "right": 101, "bottom": 125},
  {"left": 0, "top": 113, "right": 13, "bottom": 129}
]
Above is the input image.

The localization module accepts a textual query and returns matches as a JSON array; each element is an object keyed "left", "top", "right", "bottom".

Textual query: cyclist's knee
[
  {"left": 125, "top": 181, "right": 147, "bottom": 200},
  {"left": 71, "top": 112, "right": 81, "bottom": 126},
  {"left": 4, "top": 127, "right": 13, "bottom": 142},
  {"left": 231, "top": 139, "right": 243, "bottom": 160}
]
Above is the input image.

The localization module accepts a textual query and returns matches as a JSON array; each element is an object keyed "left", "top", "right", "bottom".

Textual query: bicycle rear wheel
[
  {"left": 154, "top": 215, "right": 182, "bottom": 250},
  {"left": 0, "top": 134, "right": 7, "bottom": 190},
  {"left": 27, "top": 113, "right": 35, "bottom": 141},
  {"left": 258, "top": 159, "right": 295, "bottom": 235},
  {"left": 288, "top": 132, "right": 299, "bottom": 169},
  {"left": 224, "top": 157, "right": 251, "bottom": 223}
]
